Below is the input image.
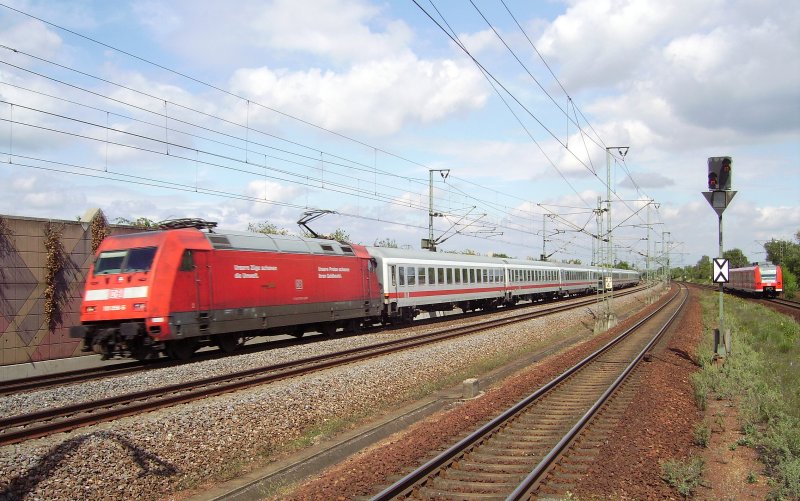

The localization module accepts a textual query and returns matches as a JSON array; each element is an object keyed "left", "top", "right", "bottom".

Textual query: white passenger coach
[{"left": 367, "top": 247, "right": 640, "bottom": 322}]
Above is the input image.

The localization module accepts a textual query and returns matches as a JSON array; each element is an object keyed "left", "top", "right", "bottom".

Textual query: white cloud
[
  {"left": 458, "top": 29, "right": 504, "bottom": 54},
  {"left": 0, "top": 19, "right": 62, "bottom": 57},
  {"left": 537, "top": 0, "right": 800, "bottom": 139},
  {"left": 229, "top": 54, "right": 487, "bottom": 136},
  {"left": 133, "top": 0, "right": 412, "bottom": 66}
]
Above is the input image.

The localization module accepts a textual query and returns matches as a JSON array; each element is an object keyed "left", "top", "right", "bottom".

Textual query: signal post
[{"left": 702, "top": 156, "right": 736, "bottom": 358}]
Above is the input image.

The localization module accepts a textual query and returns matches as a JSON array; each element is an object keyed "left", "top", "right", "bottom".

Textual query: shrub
[{"left": 662, "top": 456, "right": 705, "bottom": 496}]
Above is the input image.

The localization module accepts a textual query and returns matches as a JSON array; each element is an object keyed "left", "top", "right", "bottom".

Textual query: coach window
[
  {"left": 399, "top": 266, "right": 405, "bottom": 286},
  {"left": 179, "top": 250, "right": 194, "bottom": 271},
  {"left": 454, "top": 269, "right": 461, "bottom": 284},
  {"left": 446, "top": 268, "right": 453, "bottom": 284},
  {"left": 429, "top": 267, "right": 436, "bottom": 285},
  {"left": 469, "top": 269, "right": 475, "bottom": 283},
  {"left": 407, "top": 267, "right": 416, "bottom": 286},
  {"left": 418, "top": 267, "right": 426, "bottom": 285},
  {"left": 438, "top": 267, "right": 445, "bottom": 284}
]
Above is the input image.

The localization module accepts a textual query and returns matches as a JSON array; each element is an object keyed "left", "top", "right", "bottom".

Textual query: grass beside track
[{"left": 692, "top": 292, "right": 800, "bottom": 499}]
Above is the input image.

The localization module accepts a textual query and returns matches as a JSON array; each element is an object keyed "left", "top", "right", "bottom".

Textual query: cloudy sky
[{"left": 0, "top": 0, "right": 798, "bottom": 269}]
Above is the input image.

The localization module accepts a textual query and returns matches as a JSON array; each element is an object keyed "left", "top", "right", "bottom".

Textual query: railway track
[
  {"left": 0, "top": 287, "right": 644, "bottom": 446},
  {"left": 0, "top": 333, "right": 358, "bottom": 397},
  {"left": 765, "top": 297, "right": 800, "bottom": 311},
  {"left": 2, "top": 286, "right": 648, "bottom": 396},
  {"left": 372, "top": 284, "right": 687, "bottom": 500}
]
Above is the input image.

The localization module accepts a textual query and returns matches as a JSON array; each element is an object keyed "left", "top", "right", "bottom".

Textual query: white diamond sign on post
[{"left": 713, "top": 258, "right": 729, "bottom": 284}]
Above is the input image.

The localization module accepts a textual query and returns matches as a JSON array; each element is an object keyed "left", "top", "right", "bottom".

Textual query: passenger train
[
  {"left": 723, "top": 262, "right": 783, "bottom": 298},
  {"left": 70, "top": 220, "right": 640, "bottom": 360}
]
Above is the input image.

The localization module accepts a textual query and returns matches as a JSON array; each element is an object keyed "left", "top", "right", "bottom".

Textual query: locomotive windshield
[{"left": 95, "top": 246, "right": 158, "bottom": 275}]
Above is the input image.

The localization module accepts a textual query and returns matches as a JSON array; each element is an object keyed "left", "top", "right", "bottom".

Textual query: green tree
[
  {"left": 764, "top": 233, "right": 800, "bottom": 279},
  {"left": 115, "top": 217, "right": 159, "bottom": 229},
  {"left": 722, "top": 248, "right": 749, "bottom": 268},
  {"left": 565, "top": 258, "right": 583, "bottom": 265},
  {"left": 247, "top": 221, "right": 289, "bottom": 235},
  {"left": 373, "top": 237, "right": 398, "bottom": 248},
  {"left": 614, "top": 260, "right": 631, "bottom": 269},
  {"left": 695, "top": 255, "right": 712, "bottom": 281},
  {"left": 299, "top": 227, "right": 351, "bottom": 243}
]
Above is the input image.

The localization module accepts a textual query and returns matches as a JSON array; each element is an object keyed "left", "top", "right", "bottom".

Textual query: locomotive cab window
[
  {"left": 179, "top": 250, "right": 194, "bottom": 271},
  {"left": 95, "top": 246, "right": 157, "bottom": 275}
]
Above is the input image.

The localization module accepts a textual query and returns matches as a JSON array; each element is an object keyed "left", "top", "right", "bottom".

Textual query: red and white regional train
[
  {"left": 723, "top": 262, "right": 783, "bottom": 298},
  {"left": 70, "top": 220, "right": 640, "bottom": 360}
]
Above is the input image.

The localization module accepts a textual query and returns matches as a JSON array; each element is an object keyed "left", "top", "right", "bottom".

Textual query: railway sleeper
[
  {"left": 456, "top": 460, "right": 534, "bottom": 475},
  {"left": 443, "top": 468, "right": 526, "bottom": 482}
]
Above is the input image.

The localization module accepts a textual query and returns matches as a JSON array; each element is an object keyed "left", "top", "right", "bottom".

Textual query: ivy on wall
[
  {"left": 0, "top": 216, "right": 12, "bottom": 252},
  {"left": 90, "top": 210, "right": 109, "bottom": 254},
  {"left": 43, "top": 222, "right": 67, "bottom": 331}
]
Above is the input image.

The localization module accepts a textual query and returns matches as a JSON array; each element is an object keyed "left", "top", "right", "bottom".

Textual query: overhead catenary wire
[
  {"left": 0, "top": 43, "right": 551, "bottom": 238},
  {"left": 416, "top": 1, "right": 648, "bottom": 226},
  {"left": 0, "top": 3, "right": 657, "bottom": 262}
]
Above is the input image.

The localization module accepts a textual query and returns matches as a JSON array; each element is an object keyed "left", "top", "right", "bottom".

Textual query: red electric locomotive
[
  {"left": 724, "top": 262, "right": 783, "bottom": 298},
  {"left": 70, "top": 220, "right": 383, "bottom": 360}
]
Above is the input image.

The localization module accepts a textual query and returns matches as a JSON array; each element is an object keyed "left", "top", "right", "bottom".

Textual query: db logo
[{"left": 109, "top": 289, "right": 124, "bottom": 299}]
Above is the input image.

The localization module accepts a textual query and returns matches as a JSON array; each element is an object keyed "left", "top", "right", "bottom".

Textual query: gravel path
[{"left": 0, "top": 288, "right": 658, "bottom": 501}]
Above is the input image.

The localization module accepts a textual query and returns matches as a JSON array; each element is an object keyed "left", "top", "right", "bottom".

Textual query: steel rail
[
  {"left": 508, "top": 285, "right": 687, "bottom": 499},
  {"left": 371, "top": 285, "right": 684, "bottom": 500},
  {"left": 0, "top": 287, "right": 641, "bottom": 446},
  {"left": 2, "top": 286, "right": 646, "bottom": 396}
]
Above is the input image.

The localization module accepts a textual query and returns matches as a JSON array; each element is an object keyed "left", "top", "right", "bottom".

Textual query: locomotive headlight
[
  {"left": 86, "top": 306, "right": 96, "bottom": 313},
  {"left": 133, "top": 303, "right": 146, "bottom": 311},
  {"left": 151, "top": 317, "right": 165, "bottom": 323}
]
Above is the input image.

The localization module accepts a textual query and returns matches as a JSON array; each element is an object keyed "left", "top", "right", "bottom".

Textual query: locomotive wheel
[
  {"left": 165, "top": 339, "right": 197, "bottom": 360},
  {"left": 128, "top": 339, "right": 158, "bottom": 361},
  {"left": 321, "top": 324, "right": 337, "bottom": 337},
  {"left": 291, "top": 326, "right": 305, "bottom": 338},
  {"left": 216, "top": 334, "right": 241, "bottom": 354},
  {"left": 345, "top": 319, "right": 361, "bottom": 334}
]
